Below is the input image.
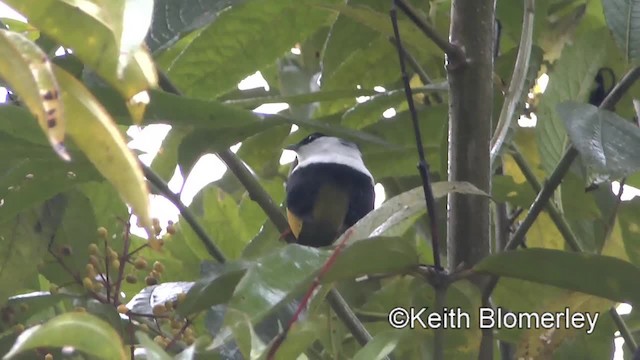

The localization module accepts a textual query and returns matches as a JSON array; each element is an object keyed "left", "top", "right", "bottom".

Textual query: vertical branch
[
  {"left": 447, "top": 2, "right": 495, "bottom": 359},
  {"left": 447, "top": 1, "right": 495, "bottom": 269}
]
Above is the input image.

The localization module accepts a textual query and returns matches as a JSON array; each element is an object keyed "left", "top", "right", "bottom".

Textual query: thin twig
[
  {"left": 611, "top": 307, "right": 638, "bottom": 351},
  {"left": 387, "top": 36, "right": 443, "bottom": 104},
  {"left": 142, "top": 164, "right": 227, "bottom": 263},
  {"left": 113, "top": 221, "right": 132, "bottom": 305},
  {"left": 390, "top": 1, "right": 443, "bottom": 271},
  {"left": 391, "top": 5, "right": 448, "bottom": 360},
  {"left": 325, "top": 290, "right": 372, "bottom": 346},
  {"left": 490, "top": 0, "right": 535, "bottom": 168},
  {"left": 508, "top": 145, "right": 582, "bottom": 252},
  {"left": 393, "top": 0, "right": 464, "bottom": 64}
]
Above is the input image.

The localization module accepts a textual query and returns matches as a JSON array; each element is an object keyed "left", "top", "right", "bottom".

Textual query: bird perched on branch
[{"left": 284, "top": 133, "right": 375, "bottom": 247}]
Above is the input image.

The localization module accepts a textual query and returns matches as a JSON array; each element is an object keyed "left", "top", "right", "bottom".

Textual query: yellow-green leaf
[
  {"left": 4, "top": 312, "right": 127, "bottom": 360},
  {"left": 4, "top": 0, "right": 157, "bottom": 121},
  {"left": 0, "top": 29, "right": 68, "bottom": 160},
  {"left": 53, "top": 65, "right": 153, "bottom": 239}
]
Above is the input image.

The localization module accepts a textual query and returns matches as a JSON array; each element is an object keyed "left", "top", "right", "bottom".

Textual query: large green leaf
[
  {"left": 4, "top": 0, "right": 157, "bottom": 100},
  {"left": 535, "top": 28, "right": 607, "bottom": 175},
  {"left": 475, "top": 248, "right": 640, "bottom": 305},
  {"left": 603, "top": 0, "right": 640, "bottom": 62},
  {"left": 146, "top": 0, "right": 239, "bottom": 52},
  {"left": 345, "top": 181, "right": 488, "bottom": 243},
  {"left": 164, "top": 0, "right": 338, "bottom": 98},
  {"left": 177, "top": 262, "right": 249, "bottom": 316},
  {"left": 228, "top": 236, "right": 416, "bottom": 326},
  {"left": 0, "top": 29, "right": 67, "bottom": 159},
  {"left": 558, "top": 101, "right": 640, "bottom": 179},
  {"left": 53, "top": 66, "right": 154, "bottom": 238},
  {"left": 4, "top": 312, "right": 127, "bottom": 359}
]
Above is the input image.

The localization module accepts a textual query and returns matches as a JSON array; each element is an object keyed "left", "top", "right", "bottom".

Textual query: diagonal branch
[
  {"left": 216, "top": 150, "right": 296, "bottom": 244},
  {"left": 394, "top": 0, "right": 464, "bottom": 64},
  {"left": 142, "top": 164, "right": 227, "bottom": 263},
  {"left": 387, "top": 36, "right": 443, "bottom": 104}
]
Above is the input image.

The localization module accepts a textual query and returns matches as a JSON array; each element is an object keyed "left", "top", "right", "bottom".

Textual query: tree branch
[
  {"left": 142, "top": 164, "right": 227, "bottom": 263},
  {"left": 490, "top": 0, "right": 535, "bottom": 168},
  {"left": 216, "top": 150, "right": 296, "bottom": 244},
  {"left": 390, "top": 3, "right": 443, "bottom": 271},
  {"left": 508, "top": 145, "right": 582, "bottom": 252},
  {"left": 394, "top": 0, "right": 464, "bottom": 64},
  {"left": 387, "top": 36, "right": 443, "bottom": 104}
]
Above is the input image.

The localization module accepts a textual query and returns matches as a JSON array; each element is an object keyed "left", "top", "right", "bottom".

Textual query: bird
[{"left": 284, "top": 132, "right": 375, "bottom": 247}]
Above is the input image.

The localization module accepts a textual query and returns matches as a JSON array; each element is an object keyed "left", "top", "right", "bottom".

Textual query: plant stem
[
  {"left": 390, "top": 0, "right": 443, "bottom": 271},
  {"left": 142, "top": 164, "right": 227, "bottom": 263},
  {"left": 387, "top": 36, "right": 443, "bottom": 104},
  {"left": 508, "top": 146, "right": 582, "bottom": 252},
  {"left": 216, "top": 150, "right": 296, "bottom": 244}
]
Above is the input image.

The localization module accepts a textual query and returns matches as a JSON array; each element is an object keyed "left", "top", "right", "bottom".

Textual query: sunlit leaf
[
  {"left": 53, "top": 66, "right": 154, "bottom": 238},
  {"left": 0, "top": 29, "right": 67, "bottom": 159},
  {"left": 4, "top": 0, "right": 157, "bottom": 108}
]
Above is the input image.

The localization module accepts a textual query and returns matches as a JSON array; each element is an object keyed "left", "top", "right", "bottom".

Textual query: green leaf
[
  {"left": 178, "top": 261, "right": 249, "bottom": 316},
  {"left": 53, "top": 66, "right": 154, "bottom": 238},
  {"left": 535, "top": 28, "right": 607, "bottom": 175},
  {"left": 0, "top": 196, "right": 67, "bottom": 304},
  {"left": 475, "top": 248, "right": 640, "bottom": 305},
  {"left": 558, "top": 101, "right": 640, "bottom": 179},
  {"left": 346, "top": 181, "right": 488, "bottom": 243},
  {"left": 165, "top": 0, "right": 338, "bottom": 98},
  {"left": 603, "top": 0, "right": 640, "bottom": 62},
  {"left": 4, "top": 312, "right": 127, "bottom": 359},
  {"left": 229, "top": 236, "right": 416, "bottom": 325},
  {"left": 38, "top": 191, "right": 97, "bottom": 287},
  {"left": 146, "top": 0, "right": 237, "bottom": 52},
  {"left": 0, "top": 29, "right": 68, "bottom": 159},
  {"left": 4, "top": 0, "right": 157, "bottom": 100}
]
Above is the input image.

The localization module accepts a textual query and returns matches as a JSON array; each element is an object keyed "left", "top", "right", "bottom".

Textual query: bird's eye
[{"left": 302, "top": 132, "right": 324, "bottom": 144}]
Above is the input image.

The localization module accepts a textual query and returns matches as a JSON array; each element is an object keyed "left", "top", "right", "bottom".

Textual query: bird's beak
[{"left": 284, "top": 143, "right": 298, "bottom": 151}]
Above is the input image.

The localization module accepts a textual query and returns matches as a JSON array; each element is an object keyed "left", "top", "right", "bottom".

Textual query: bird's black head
[{"left": 285, "top": 132, "right": 326, "bottom": 151}]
